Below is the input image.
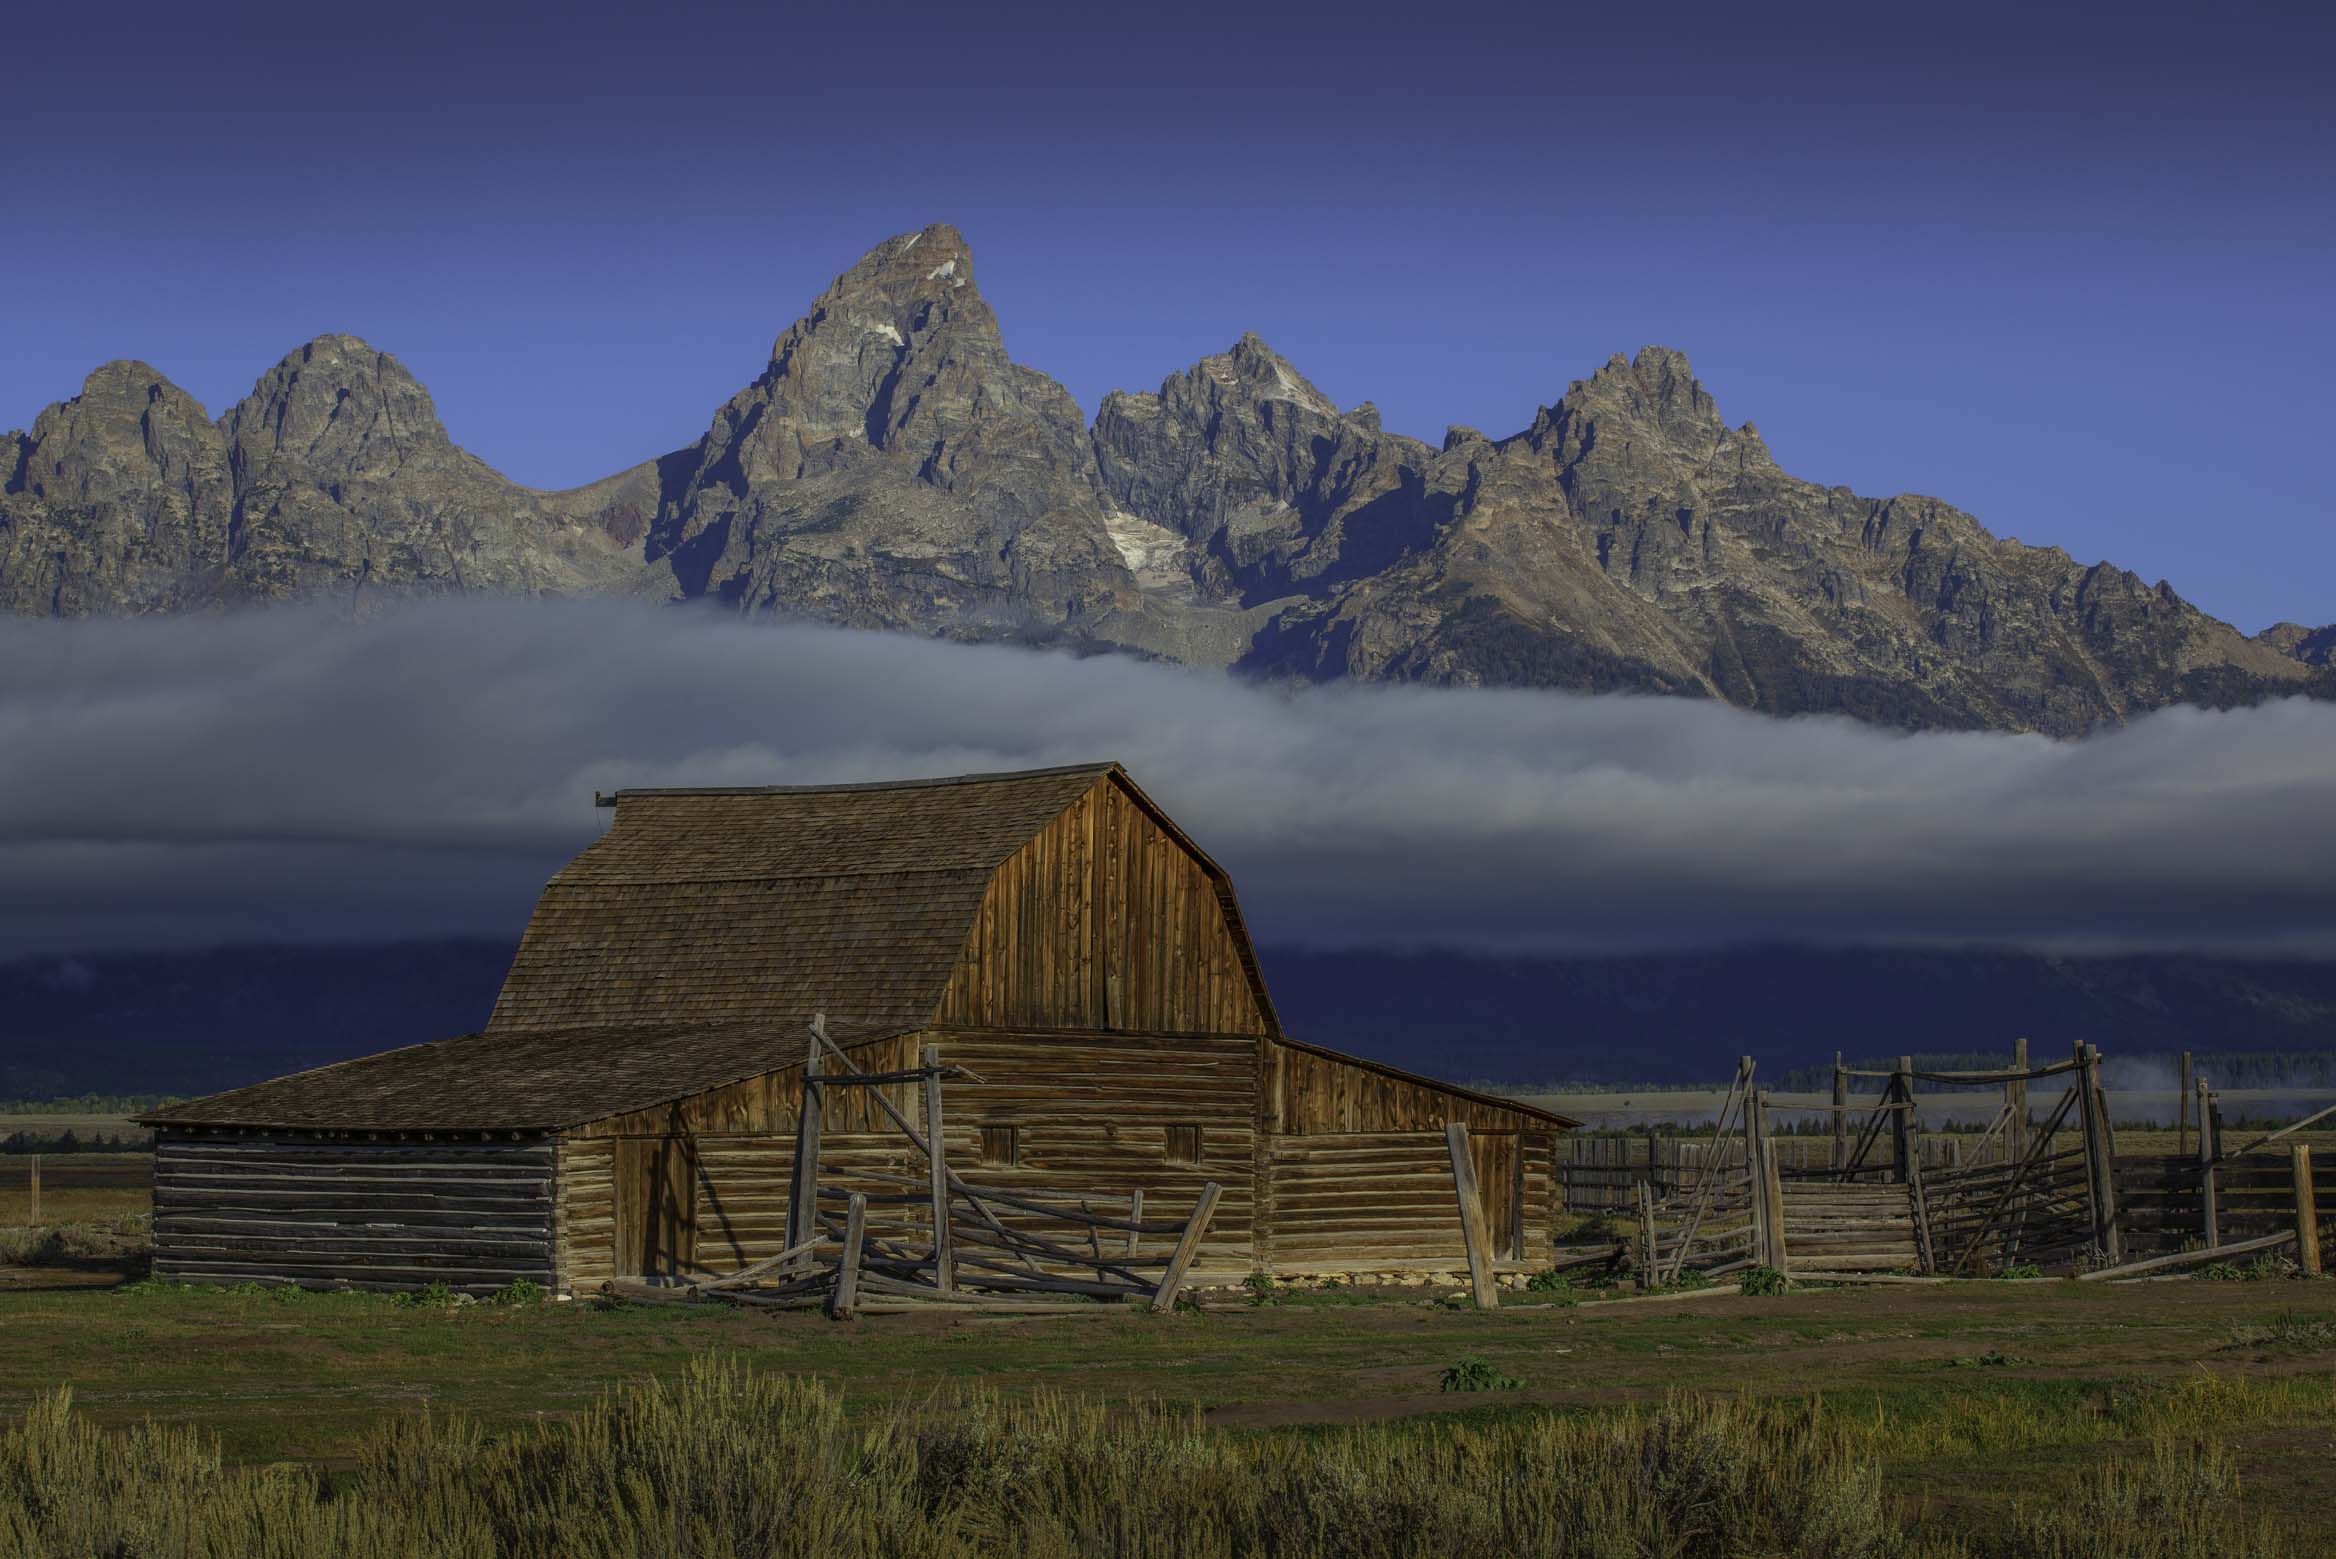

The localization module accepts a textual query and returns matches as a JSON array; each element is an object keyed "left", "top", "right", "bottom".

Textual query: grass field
[
  {"left": 0, "top": 1151, "right": 149, "bottom": 1225},
  {"left": 5, "top": 1271, "right": 2336, "bottom": 1543},
  {"left": 7, "top": 1157, "right": 2336, "bottom": 1550}
]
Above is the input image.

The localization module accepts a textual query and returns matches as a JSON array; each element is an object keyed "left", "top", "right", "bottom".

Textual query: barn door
[
  {"left": 613, "top": 1136, "right": 699, "bottom": 1278},
  {"left": 1469, "top": 1131, "right": 1523, "bottom": 1261}
]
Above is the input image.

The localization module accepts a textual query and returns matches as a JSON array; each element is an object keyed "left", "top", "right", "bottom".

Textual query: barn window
[
  {"left": 978, "top": 1125, "right": 1019, "bottom": 1167},
  {"left": 1165, "top": 1125, "right": 1203, "bottom": 1166}
]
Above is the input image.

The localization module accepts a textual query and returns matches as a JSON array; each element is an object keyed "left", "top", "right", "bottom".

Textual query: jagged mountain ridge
[{"left": 5, "top": 223, "right": 2327, "bottom": 734}]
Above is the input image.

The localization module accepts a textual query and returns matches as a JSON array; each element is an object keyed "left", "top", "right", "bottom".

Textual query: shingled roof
[
  {"left": 486, "top": 762, "right": 1120, "bottom": 1037},
  {"left": 137, "top": 1020, "right": 898, "bottom": 1132}
]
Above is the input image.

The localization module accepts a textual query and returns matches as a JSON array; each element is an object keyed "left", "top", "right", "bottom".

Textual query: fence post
[
  {"left": 2086, "top": 1044, "right": 2122, "bottom": 1265},
  {"left": 2178, "top": 1051, "right": 2194, "bottom": 1157},
  {"left": 1892, "top": 1056, "right": 1914, "bottom": 1184},
  {"left": 921, "top": 1043, "right": 953, "bottom": 1294},
  {"left": 1831, "top": 1054, "right": 1847, "bottom": 1172},
  {"left": 2008, "top": 1038, "right": 2030, "bottom": 1164},
  {"left": 829, "top": 1191, "right": 868, "bottom": 1319},
  {"left": 1759, "top": 1093, "right": 1791, "bottom": 1271},
  {"left": 2293, "top": 1145, "right": 2321, "bottom": 1277},
  {"left": 2198, "top": 1079, "right": 2220, "bottom": 1250},
  {"left": 1746, "top": 1091, "right": 1771, "bottom": 1266},
  {"left": 786, "top": 1022, "right": 826, "bottom": 1269},
  {"left": 1635, "top": 1179, "right": 1660, "bottom": 1292}
]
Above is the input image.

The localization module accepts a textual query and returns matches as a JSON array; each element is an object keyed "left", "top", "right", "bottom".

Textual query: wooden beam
[
  {"left": 829, "top": 1191, "right": 868, "bottom": 1319},
  {"left": 2086, "top": 1044, "right": 2122, "bottom": 1264},
  {"left": 2178, "top": 1050, "right": 2193, "bottom": 1158},
  {"left": 2218, "top": 1099, "right": 2336, "bottom": 1165},
  {"left": 2074, "top": 1229, "right": 2294, "bottom": 1283},
  {"left": 2199, "top": 1079, "right": 2220, "bottom": 1250},
  {"left": 1150, "top": 1182, "right": 1221, "bottom": 1312},
  {"left": 2008, "top": 1038, "right": 2029, "bottom": 1164},
  {"left": 1830, "top": 1055, "right": 1847, "bottom": 1173},
  {"left": 785, "top": 1020, "right": 825, "bottom": 1269},
  {"left": 921, "top": 1043, "right": 953, "bottom": 1294},
  {"left": 1891, "top": 1056, "right": 1914, "bottom": 1184},
  {"left": 1445, "top": 1121, "right": 1498, "bottom": 1309},
  {"left": 2296, "top": 1145, "right": 2322, "bottom": 1278}
]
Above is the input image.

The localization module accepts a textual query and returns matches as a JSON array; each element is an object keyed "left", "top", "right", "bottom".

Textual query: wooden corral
[{"left": 142, "top": 764, "right": 1571, "bottom": 1296}]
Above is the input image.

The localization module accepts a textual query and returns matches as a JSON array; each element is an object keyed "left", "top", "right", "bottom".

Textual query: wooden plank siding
[
  {"left": 152, "top": 1130, "right": 556, "bottom": 1295},
  {"left": 1268, "top": 1132, "right": 1556, "bottom": 1266},
  {"left": 558, "top": 1027, "right": 1265, "bottom": 1287},
  {"left": 1268, "top": 1039, "right": 1553, "bottom": 1136},
  {"left": 935, "top": 776, "right": 1270, "bottom": 1037}
]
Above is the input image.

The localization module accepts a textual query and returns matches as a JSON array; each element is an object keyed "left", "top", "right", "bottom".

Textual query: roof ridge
[
  {"left": 598, "top": 760, "right": 1119, "bottom": 806},
  {"left": 545, "top": 864, "right": 996, "bottom": 886}
]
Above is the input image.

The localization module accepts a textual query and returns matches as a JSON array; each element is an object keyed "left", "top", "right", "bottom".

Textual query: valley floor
[{"left": 3, "top": 1265, "right": 2335, "bottom": 1543}]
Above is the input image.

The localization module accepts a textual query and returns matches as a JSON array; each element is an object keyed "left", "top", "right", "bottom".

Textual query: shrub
[
  {"left": 1439, "top": 1358, "right": 1523, "bottom": 1392},
  {"left": 488, "top": 1278, "right": 547, "bottom": 1307},
  {"left": 391, "top": 1281, "right": 459, "bottom": 1310},
  {"left": 1739, "top": 1265, "right": 1791, "bottom": 1297}
]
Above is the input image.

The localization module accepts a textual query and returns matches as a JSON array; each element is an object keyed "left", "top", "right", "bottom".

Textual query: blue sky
[{"left": 7, "top": 0, "right": 2329, "bottom": 631}]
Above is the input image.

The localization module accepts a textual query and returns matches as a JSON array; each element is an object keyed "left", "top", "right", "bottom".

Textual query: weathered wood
[
  {"left": 922, "top": 1043, "right": 954, "bottom": 1293},
  {"left": 2216, "top": 1101, "right": 2336, "bottom": 1165},
  {"left": 2075, "top": 1229, "right": 2294, "bottom": 1282},
  {"left": 1150, "top": 1181, "right": 1222, "bottom": 1312},
  {"left": 830, "top": 1191, "right": 868, "bottom": 1318},
  {"left": 1668, "top": 1059, "right": 1750, "bottom": 1283},
  {"left": 1908, "top": 1152, "right": 1935, "bottom": 1274},
  {"left": 1891, "top": 1057, "right": 1914, "bottom": 1184},
  {"left": 785, "top": 1024, "right": 826, "bottom": 1269},
  {"left": 2085, "top": 1043, "right": 2121, "bottom": 1263},
  {"left": 2008, "top": 1038, "right": 2030, "bottom": 1164},
  {"left": 1948, "top": 1085, "right": 2079, "bottom": 1276},
  {"left": 1445, "top": 1122, "right": 1498, "bottom": 1309},
  {"left": 1761, "top": 1126, "right": 1790, "bottom": 1270},
  {"left": 1830, "top": 1056, "right": 1847, "bottom": 1172},
  {"left": 2199, "top": 1080, "right": 2220, "bottom": 1250},
  {"left": 2294, "top": 1145, "right": 2322, "bottom": 1278},
  {"left": 2178, "top": 1050, "right": 2194, "bottom": 1158}
]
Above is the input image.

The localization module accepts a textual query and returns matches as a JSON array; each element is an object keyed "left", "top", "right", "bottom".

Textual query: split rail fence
[
  {"left": 612, "top": 1018, "right": 1223, "bottom": 1317},
  {"left": 1553, "top": 1043, "right": 2332, "bottom": 1285}
]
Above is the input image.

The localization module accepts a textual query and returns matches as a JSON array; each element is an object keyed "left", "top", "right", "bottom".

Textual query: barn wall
[
  {"left": 152, "top": 1130, "right": 555, "bottom": 1295},
  {"left": 1269, "top": 1040, "right": 1554, "bottom": 1135},
  {"left": 935, "top": 778, "right": 1269, "bottom": 1036},
  {"left": 1265, "top": 1130, "right": 1557, "bottom": 1268},
  {"left": 558, "top": 1027, "right": 1266, "bottom": 1286}
]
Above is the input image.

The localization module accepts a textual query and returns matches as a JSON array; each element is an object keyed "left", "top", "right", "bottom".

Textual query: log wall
[
  {"left": 560, "top": 1027, "right": 1266, "bottom": 1287},
  {"left": 1266, "top": 1130, "right": 1556, "bottom": 1267},
  {"left": 152, "top": 1130, "right": 556, "bottom": 1295}
]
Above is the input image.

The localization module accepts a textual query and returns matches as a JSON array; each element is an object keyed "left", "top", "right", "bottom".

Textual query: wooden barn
[{"left": 140, "top": 764, "right": 1572, "bottom": 1296}]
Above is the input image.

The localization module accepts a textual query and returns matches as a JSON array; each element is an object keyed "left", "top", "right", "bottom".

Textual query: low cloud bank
[{"left": 2, "top": 600, "right": 2331, "bottom": 959}]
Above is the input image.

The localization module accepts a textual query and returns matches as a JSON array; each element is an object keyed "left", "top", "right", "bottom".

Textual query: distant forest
[{"left": 4, "top": 940, "right": 2333, "bottom": 1100}]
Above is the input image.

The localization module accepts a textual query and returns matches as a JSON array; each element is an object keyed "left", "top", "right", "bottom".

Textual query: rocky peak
[
  {"left": 11, "top": 361, "right": 225, "bottom": 510},
  {"left": 2258, "top": 622, "right": 2336, "bottom": 667},
  {"left": 754, "top": 222, "right": 1011, "bottom": 451},
  {"left": 223, "top": 335, "right": 458, "bottom": 488},
  {"left": 1529, "top": 345, "right": 1727, "bottom": 466}
]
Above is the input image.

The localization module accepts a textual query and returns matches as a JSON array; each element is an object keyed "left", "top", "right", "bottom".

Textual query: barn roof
[
  {"left": 136, "top": 1019, "right": 904, "bottom": 1132},
  {"left": 143, "top": 761, "right": 1566, "bottom": 1133},
  {"left": 485, "top": 762, "right": 1123, "bottom": 1038}
]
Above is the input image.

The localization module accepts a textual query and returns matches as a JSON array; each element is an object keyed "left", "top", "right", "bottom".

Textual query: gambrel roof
[
  {"left": 484, "top": 761, "right": 1272, "bottom": 1037},
  {"left": 146, "top": 763, "right": 1280, "bottom": 1129}
]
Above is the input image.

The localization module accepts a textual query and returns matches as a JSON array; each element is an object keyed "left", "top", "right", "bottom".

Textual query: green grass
[
  {"left": 0, "top": 1354, "right": 2312, "bottom": 1558},
  {"left": 3, "top": 1279, "right": 2335, "bottom": 1547}
]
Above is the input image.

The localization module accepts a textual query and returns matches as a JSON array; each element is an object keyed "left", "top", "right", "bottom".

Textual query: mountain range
[{"left": 6, "top": 223, "right": 2328, "bottom": 735}]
